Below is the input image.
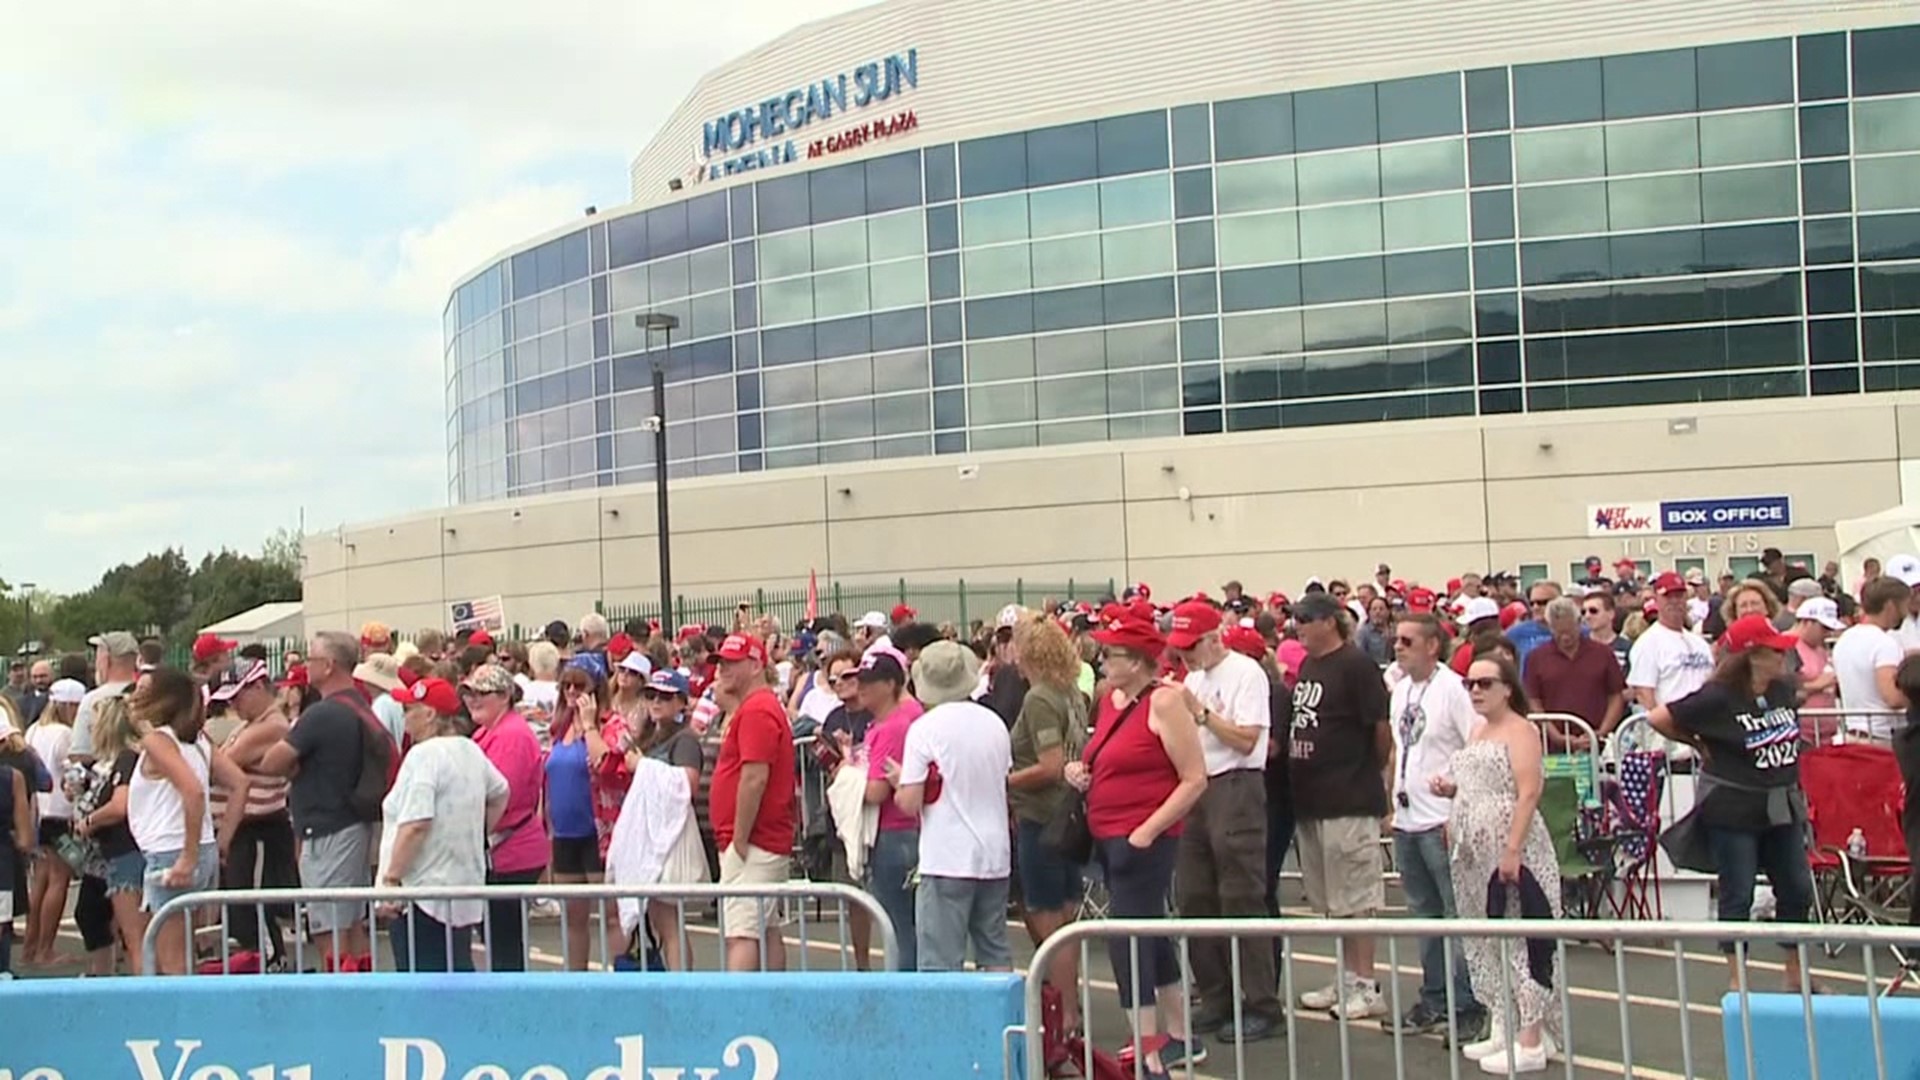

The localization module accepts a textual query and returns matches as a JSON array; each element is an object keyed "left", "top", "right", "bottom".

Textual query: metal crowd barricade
[
  {"left": 1799, "top": 707, "right": 1905, "bottom": 746},
  {"left": 141, "top": 881, "right": 898, "bottom": 977},
  {"left": 1014, "top": 916, "right": 1920, "bottom": 1080}
]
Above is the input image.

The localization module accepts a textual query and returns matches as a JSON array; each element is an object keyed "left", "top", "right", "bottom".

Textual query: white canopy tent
[{"left": 1834, "top": 505, "right": 1920, "bottom": 587}]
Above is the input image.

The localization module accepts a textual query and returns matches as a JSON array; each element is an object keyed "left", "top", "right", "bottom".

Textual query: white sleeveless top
[{"left": 129, "top": 729, "right": 214, "bottom": 854}]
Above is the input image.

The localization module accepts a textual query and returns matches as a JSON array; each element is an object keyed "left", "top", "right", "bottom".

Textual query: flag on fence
[
  {"left": 450, "top": 596, "right": 507, "bottom": 633},
  {"left": 806, "top": 570, "right": 819, "bottom": 622}
]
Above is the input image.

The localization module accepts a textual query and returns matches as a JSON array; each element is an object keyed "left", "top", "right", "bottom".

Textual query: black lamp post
[
  {"left": 17, "top": 582, "right": 34, "bottom": 659},
  {"left": 638, "top": 312, "right": 679, "bottom": 629}
]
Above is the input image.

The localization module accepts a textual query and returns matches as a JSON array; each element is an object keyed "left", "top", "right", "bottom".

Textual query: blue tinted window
[
  {"left": 1473, "top": 243, "right": 1517, "bottom": 290},
  {"left": 1184, "top": 408, "right": 1224, "bottom": 435},
  {"left": 1476, "top": 292, "right": 1519, "bottom": 336},
  {"left": 933, "top": 431, "right": 967, "bottom": 454},
  {"left": 1478, "top": 340, "right": 1522, "bottom": 384},
  {"left": 729, "top": 186, "right": 755, "bottom": 238},
  {"left": 737, "top": 414, "right": 762, "bottom": 452},
  {"left": 762, "top": 325, "right": 814, "bottom": 366},
  {"left": 810, "top": 161, "right": 867, "bottom": 225},
  {"left": 1521, "top": 237, "right": 1609, "bottom": 286},
  {"left": 757, "top": 174, "right": 810, "bottom": 233},
  {"left": 510, "top": 251, "right": 537, "bottom": 300},
  {"left": 733, "top": 286, "right": 757, "bottom": 330},
  {"left": 1180, "top": 318, "right": 1220, "bottom": 361},
  {"left": 691, "top": 338, "right": 731, "bottom": 379},
  {"left": 1810, "top": 319, "right": 1858, "bottom": 366},
  {"left": 1172, "top": 104, "right": 1211, "bottom": 166},
  {"left": 866, "top": 151, "right": 921, "bottom": 214},
  {"left": 1183, "top": 363, "right": 1222, "bottom": 408},
  {"left": 931, "top": 302, "right": 963, "bottom": 344},
  {"left": 933, "top": 389, "right": 966, "bottom": 429},
  {"left": 932, "top": 346, "right": 964, "bottom": 386},
  {"left": 1295, "top": 83, "right": 1377, "bottom": 153},
  {"left": 1214, "top": 93, "right": 1293, "bottom": 161},
  {"left": 1814, "top": 366, "right": 1860, "bottom": 395},
  {"left": 1800, "top": 103, "right": 1849, "bottom": 159},
  {"left": 593, "top": 316, "right": 610, "bottom": 357},
  {"left": 927, "top": 204, "right": 960, "bottom": 252},
  {"left": 1033, "top": 286, "right": 1104, "bottom": 333},
  {"left": 816, "top": 315, "right": 871, "bottom": 360},
  {"left": 535, "top": 240, "right": 564, "bottom": 293},
  {"left": 1603, "top": 49, "right": 1696, "bottom": 119},
  {"left": 735, "top": 332, "right": 759, "bottom": 369},
  {"left": 1466, "top": 68, "right": 1509, "bottom": 133},
  {"left": 1611, "top": 230, "right": 1703, "bottom": 279},
  {"left": 1703, "top": 222, "right": 1798, "bottom": 271},
  {"left": 1028, "top": 122, "right": 1096, "bottom": 187},
  {"left": 732, "top": 241, "right": 757, "bottom": 285},
  {"left": 1104, "top": 278, "right": 1176, "bottom": 324},
  {"left": 1220, "top": 265, "right": 1301, "bottom": 312},
  {"left": 1864, "top": 264, "right": 1920, "bottom": 310},
  {"left": 924, "top": 144, "right": 958, "bottom": 202},
  {"left": 1471, "top": 190, "right": 1514, "bottom": 242},
  {"left": 960, "top": 133, "right": 1027, "bottom": 197},
  {"left": 561, "top": 231, "right": 589, "bottom": 284},
  {"left": 967, "top": 295, "right": 1033, "bottom": 339},
  {"left": 1178, "top": 271, "right": 1218, "bottom": 316},
  {"left": 1480, "top": 386, "right": 1523, "bottom": 414},
  {"left": 592, "top": 277, "right": 608, "bottom": 317},
  {"left": 1860, "top": 212, "right": 1920, "bottom": 261},
  {"left": 872, "top": 310, "right": 926, "bottom": 351},
  {"left": 608, "top": 215, "right": 649, "bottom": 269},
  {"left": 1806, "top": 218, "right": 1854, "bottom": 265},
  {"left": 589, "top": 224, "right": 608, "bottom": 273},
  {"left": 1302, "top": 257, "right": 1384, "bottom": 305},
  {"left": 1514, "top": 59, "right": 1601, "bottom": 127},
  {"left": 1807, "top": 268, "right": 1855, "bottom": 315},
  {"left": 1469, "top": 136, "right": 1511, "bottom": 187},
  {"left": 1697, "top": 39, "right": 1791, "bottom": 109},
  {"left": 1798, "top": 33, "right": 1847, "bottom": 101},
  {"left": 929, "top": 253, "right": 961, "bottom": 300},
  {"left": 649, "top": 203, "right": 690, "bottom": 260},
  {"left": 1387, "top": 248, "right": 1470, "bottom": 297},
  {"left": 736, "top": 373, "right": 761, "bottom": 410},
  {"left": 1098, "top": 111, "right": 1170, "bottom": 176},
  {"left": 688, "top": 193, "right": 728, "bottom": 249},
  {"left": 1176, "top": 221, "right": 1216, "bottom": 270},
  {"left": 1803, "top": 161, "right": 1851, "bottom": 215},
  {"left": 1174, "top": 168, "right": 1213, "bottom": 219},
  {"left": 1378, "top": 74, "right": 1462, "bottom": 143},
  {"left": 1854, "top": 26, "right": 1920, "bottom": 96}
]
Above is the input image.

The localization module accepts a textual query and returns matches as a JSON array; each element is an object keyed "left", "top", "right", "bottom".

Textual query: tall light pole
[
  {"left": 638, "top": 312, "right": 679, "bottom": 630},
  {"left": 16, "top": 582, "right": 35, "bottom": 660}
]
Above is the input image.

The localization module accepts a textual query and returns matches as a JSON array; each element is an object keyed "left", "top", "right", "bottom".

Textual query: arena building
[{"left": 305, "top": 0, "right": 1920, "bottom": 630}]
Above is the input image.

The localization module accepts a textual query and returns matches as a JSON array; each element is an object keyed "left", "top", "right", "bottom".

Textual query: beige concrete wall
[{"left": 303, "top": 394, "right": 1920, "bottom": 635}]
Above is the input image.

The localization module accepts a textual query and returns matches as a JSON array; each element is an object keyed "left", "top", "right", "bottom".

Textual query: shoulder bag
[{"left": 1039, "top": 687, "right": 1155, "bottom": 864}]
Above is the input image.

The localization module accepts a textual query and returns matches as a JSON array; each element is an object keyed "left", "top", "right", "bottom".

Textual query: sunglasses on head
[{"left": 1464, "top": 676, "right": 1504, "bottom": 691}]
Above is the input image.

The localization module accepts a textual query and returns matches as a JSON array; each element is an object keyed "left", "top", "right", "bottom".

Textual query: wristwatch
[{"left": 1197, "top": 708, "right": 1212, "bottom": 728}]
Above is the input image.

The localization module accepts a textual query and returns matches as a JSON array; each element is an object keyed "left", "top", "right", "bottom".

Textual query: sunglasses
[
  {"left": 1530, "top": 599, "right": 1552, "bottom": 608},
  {"left": 457, "top": 686, "right": 503, "bottom": 698},
  {"left": 1393, "top": 635, "right": 1421, "bottom": 647},
  {"left": 1464, "top": 677, "right": 1504, "bottom": 691},
  {"left": 1582, "top": 606, "right": 1606, "bottom": 616},
  {"left": 832, "top": 672, "right": 859, "bottom": 683}
]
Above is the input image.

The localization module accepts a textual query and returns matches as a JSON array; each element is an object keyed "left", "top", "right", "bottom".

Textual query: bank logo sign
[
  {"left": 694, "top": 49, "right": 919, "bottom": 183},
  {"left": 1588, "top": 496, "right": 1792, "bottom": 536}
]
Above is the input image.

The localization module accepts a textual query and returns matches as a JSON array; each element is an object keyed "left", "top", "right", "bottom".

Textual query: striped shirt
[{"left": 211, "top": 707, "right": 292, "bottom": 820}]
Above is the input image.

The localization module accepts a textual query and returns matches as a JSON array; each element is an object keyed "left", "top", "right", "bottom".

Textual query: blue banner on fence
[
  {"left": 1659, "top": 496, "right": 1791, "bottom": 533},
  {"left": 2, "top": 973, "right": 1024, "bottom": 1079}
]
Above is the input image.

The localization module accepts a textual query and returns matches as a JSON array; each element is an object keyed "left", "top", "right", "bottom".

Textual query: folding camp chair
[
  {"left": 1599, "top": 747, "right": 1669, "bottom": 921},
  {"left": 1541, "top": 772, "right": 1611, "bottom": 922},
  {"left": 1799, "top": 741, "right": 1913, "bottom": 992}
]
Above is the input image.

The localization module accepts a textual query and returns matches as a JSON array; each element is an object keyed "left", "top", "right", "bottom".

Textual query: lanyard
[{"left": 1396, "top": 678, "right": 1432, "bottom": 792}]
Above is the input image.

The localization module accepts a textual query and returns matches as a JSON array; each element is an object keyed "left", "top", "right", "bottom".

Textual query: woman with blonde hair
[
  {"left": 71, "top": 693, "right": 149, "bottom": 972},
  {"left": 1008, "top": 616, "right": 1090, "bottom": 1027},
  {"left": 22, "top": 680, "right": 83, "bottom": 966}
]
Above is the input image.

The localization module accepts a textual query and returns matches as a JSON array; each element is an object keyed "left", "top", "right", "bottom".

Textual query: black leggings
[
  {"left": 74, "top": 874, "right": 116, "bottom": 952},
  {"left": 224, "top": 814, "right": 299, "bottom": 961},
  {"left": 1098, "top": 834, "right": 1182, "bottom": 1009},
  {"left": 484, "top": 867, "right": 544, "bottom": 971}
]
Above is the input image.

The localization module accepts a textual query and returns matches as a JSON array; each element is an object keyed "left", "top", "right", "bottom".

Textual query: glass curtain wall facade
[{"left": 444, "top": 24, "right": 1920, "bottom": 503}]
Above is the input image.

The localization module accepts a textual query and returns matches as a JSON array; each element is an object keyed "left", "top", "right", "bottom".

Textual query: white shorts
[{"left": 717, "top": 844, "right": 789, "bottom": 941}]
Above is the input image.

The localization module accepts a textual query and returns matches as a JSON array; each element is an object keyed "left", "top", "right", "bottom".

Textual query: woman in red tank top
[{"left": 1064, "top": 614, "right": 1209, "bottom": 1077}]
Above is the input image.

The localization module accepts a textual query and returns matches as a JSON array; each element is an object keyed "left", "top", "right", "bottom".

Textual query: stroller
[{"left": 1798, "top": 741, "right": 1913, "bottom": 993}]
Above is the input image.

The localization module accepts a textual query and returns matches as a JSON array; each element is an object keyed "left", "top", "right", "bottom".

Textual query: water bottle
[{"left": 1847, "top": 827, "right": 1868, "bottom": 860}]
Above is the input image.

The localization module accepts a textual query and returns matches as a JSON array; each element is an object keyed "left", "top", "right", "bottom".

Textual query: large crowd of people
[{"left": 0, "top": 547, "right": 1913, "bottom": 1076}]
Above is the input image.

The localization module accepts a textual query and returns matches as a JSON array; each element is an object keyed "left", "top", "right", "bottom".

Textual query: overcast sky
[{"left": 0, "top": 0, "right": 870, "bottom": 592}]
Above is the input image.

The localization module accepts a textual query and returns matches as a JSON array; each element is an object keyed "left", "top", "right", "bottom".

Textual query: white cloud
[{"left": 0, "top": 0, "right": 875, "bottom": 592}]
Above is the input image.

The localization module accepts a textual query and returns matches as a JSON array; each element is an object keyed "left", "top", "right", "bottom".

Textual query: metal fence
[
  {"left": 1016, "top": 916, "right": 1920, "bottom": 1080},
  {"left": 141, "top": 881, "right": 899, "bottom": 977}
]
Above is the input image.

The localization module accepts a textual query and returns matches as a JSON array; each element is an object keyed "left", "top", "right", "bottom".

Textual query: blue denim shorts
[
  {"left": 142, "top": 847, "right": 219, "bottom": 913},
  {"left": 105, "top": 850, "right": 146, "bottom": 894},
  {"left": 1016, "top": 818, "right": 1084, "bottom": 911}
]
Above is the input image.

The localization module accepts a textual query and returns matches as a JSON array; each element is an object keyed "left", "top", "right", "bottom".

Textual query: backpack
[{"left": 332, "top": 690, "right": 398, "bottom": 822}]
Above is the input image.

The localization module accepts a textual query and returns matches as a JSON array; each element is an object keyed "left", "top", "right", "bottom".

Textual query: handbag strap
[{"left": 1085, "top": 686, "right": 1156, "bottom": 770}]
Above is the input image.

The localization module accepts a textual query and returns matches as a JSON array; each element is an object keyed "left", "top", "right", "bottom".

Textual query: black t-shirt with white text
[
  {"left": 1288, "top": 643, "right": 1390, "bottom": 821},
  {"left": 1666, "top": 679, "right": 1800, "bottom": 826}
]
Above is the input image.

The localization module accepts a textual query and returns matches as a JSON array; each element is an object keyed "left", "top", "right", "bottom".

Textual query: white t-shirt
[
  {"left": 1185, "top": 651, "right": 1271, "bottom": 775},
  {"left": 519, "top": 679, "right": 560, "bottom": 750},
  {"left": 378, "top": 737, "right": 510, "bottom": 928},
  {"left": 1833, "top": 623, "right": 1906, "bottom": 740},
  {"left": 1896, "top": 615, "right": 1920, "bottom": 655},
  {"left": 796, "top": 676, "right": 840, "bottom": 727},
  {"left": 1626, "top": 623, "right": 1713, "bottom": 707},
  {"left": 25, "top": 723, "right": 73, "bottom": 818},
  {"left": 899, "top": 700, "right": 1012, "bottom": 880},
  {"left": 1686, "top": 597, "right": 1711, "bottom": 629},
  {"left": 1388, "top": 666, "right": 1477, "bottom": 833},
  {"left": 68, "top": 679, "right": 132, "bottom": 759}
]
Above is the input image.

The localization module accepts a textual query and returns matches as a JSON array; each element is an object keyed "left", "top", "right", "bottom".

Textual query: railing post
[
  {"left": 832, "top": 582, "right": 843, "bottom": 615},
  {"left": 755, "top": 587, "right": 765, "bottom": 616},
  {"left": 958, "top": 579, "right": 968, "bottom": 629},
  {"left": 1067, "top": 577, "right": 1075, "bottom": 601},
  {"left": 1016, "top": 578, "right": 1025, "bottom": 606},
  {"left": 897, "top": 577, "right": 907, "bottom": 607}
]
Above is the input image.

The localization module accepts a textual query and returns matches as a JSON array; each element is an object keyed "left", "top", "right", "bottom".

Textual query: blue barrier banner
[
  {"left": 1659, "top": 496, "right": 1791, "bottom": 533},
  {"left": 1723, "top": 991, "right": 1920, "bottom": 1079},
  {"left": 2, "top": 973, "right": 1023, "bottom": 1079}
]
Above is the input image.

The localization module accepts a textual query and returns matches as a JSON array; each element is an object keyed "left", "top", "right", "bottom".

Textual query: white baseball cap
[
  {"left": 996, "top": 603, "right": 1025, "bottom": 629},
  {"left": 1795, "top": 597, "right": 1845, "bottom": 631},
  {"left": 1886, "top": 554, "right": 1920, "bottom": 587},
  {"left": 1457, "top": 597, "right": 1501, "bottom": 626},
  {"left": 855, "top": 611, "right": 889, "bottom": 630},
  {"left": 48, "top": 678, "right": 86, "bottom": 705}
]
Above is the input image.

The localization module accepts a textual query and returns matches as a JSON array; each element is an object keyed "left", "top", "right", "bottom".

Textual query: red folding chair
[
  {"left": 1599, "top": 749, "right": 1669, "bottom": 921},
  {"left": 1799, "top": 742, "right": 1912, "bottom": 993}
]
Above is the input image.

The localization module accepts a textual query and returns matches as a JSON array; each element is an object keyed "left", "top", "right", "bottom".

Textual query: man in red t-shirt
[{"left": 707, "top": 632, "right": 796, "bottom": 971}]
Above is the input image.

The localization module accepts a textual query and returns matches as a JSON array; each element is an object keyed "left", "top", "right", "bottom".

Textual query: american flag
[{"left": 450, "top": 595, "right": 506, "bottom": 632}]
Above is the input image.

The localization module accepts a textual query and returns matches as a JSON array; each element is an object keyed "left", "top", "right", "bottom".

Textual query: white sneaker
[
  {"left": 1299, "top": 979, "right": 1344, "bottom": 1010},
  {"left": 1331, "top": 978, "right": 1388, "bottom": 1020},
  {"left": 1479, "top": 1039, "right": 1548, "bottom": 1074},
  {"left": 1462, "top": 1017, "right": 1506, "bottom": 1061}
]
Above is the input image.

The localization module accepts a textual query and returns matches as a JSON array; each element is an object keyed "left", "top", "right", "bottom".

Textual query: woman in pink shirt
[
  {"left": 857, "top": 649, "right": 925, "bottom": 971},
  {"left": 1790, "top": 598, "right": 1844, "bottom": 739},
  {"left": 462, "top": 664, "right": 547, "bottom": 972}
]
